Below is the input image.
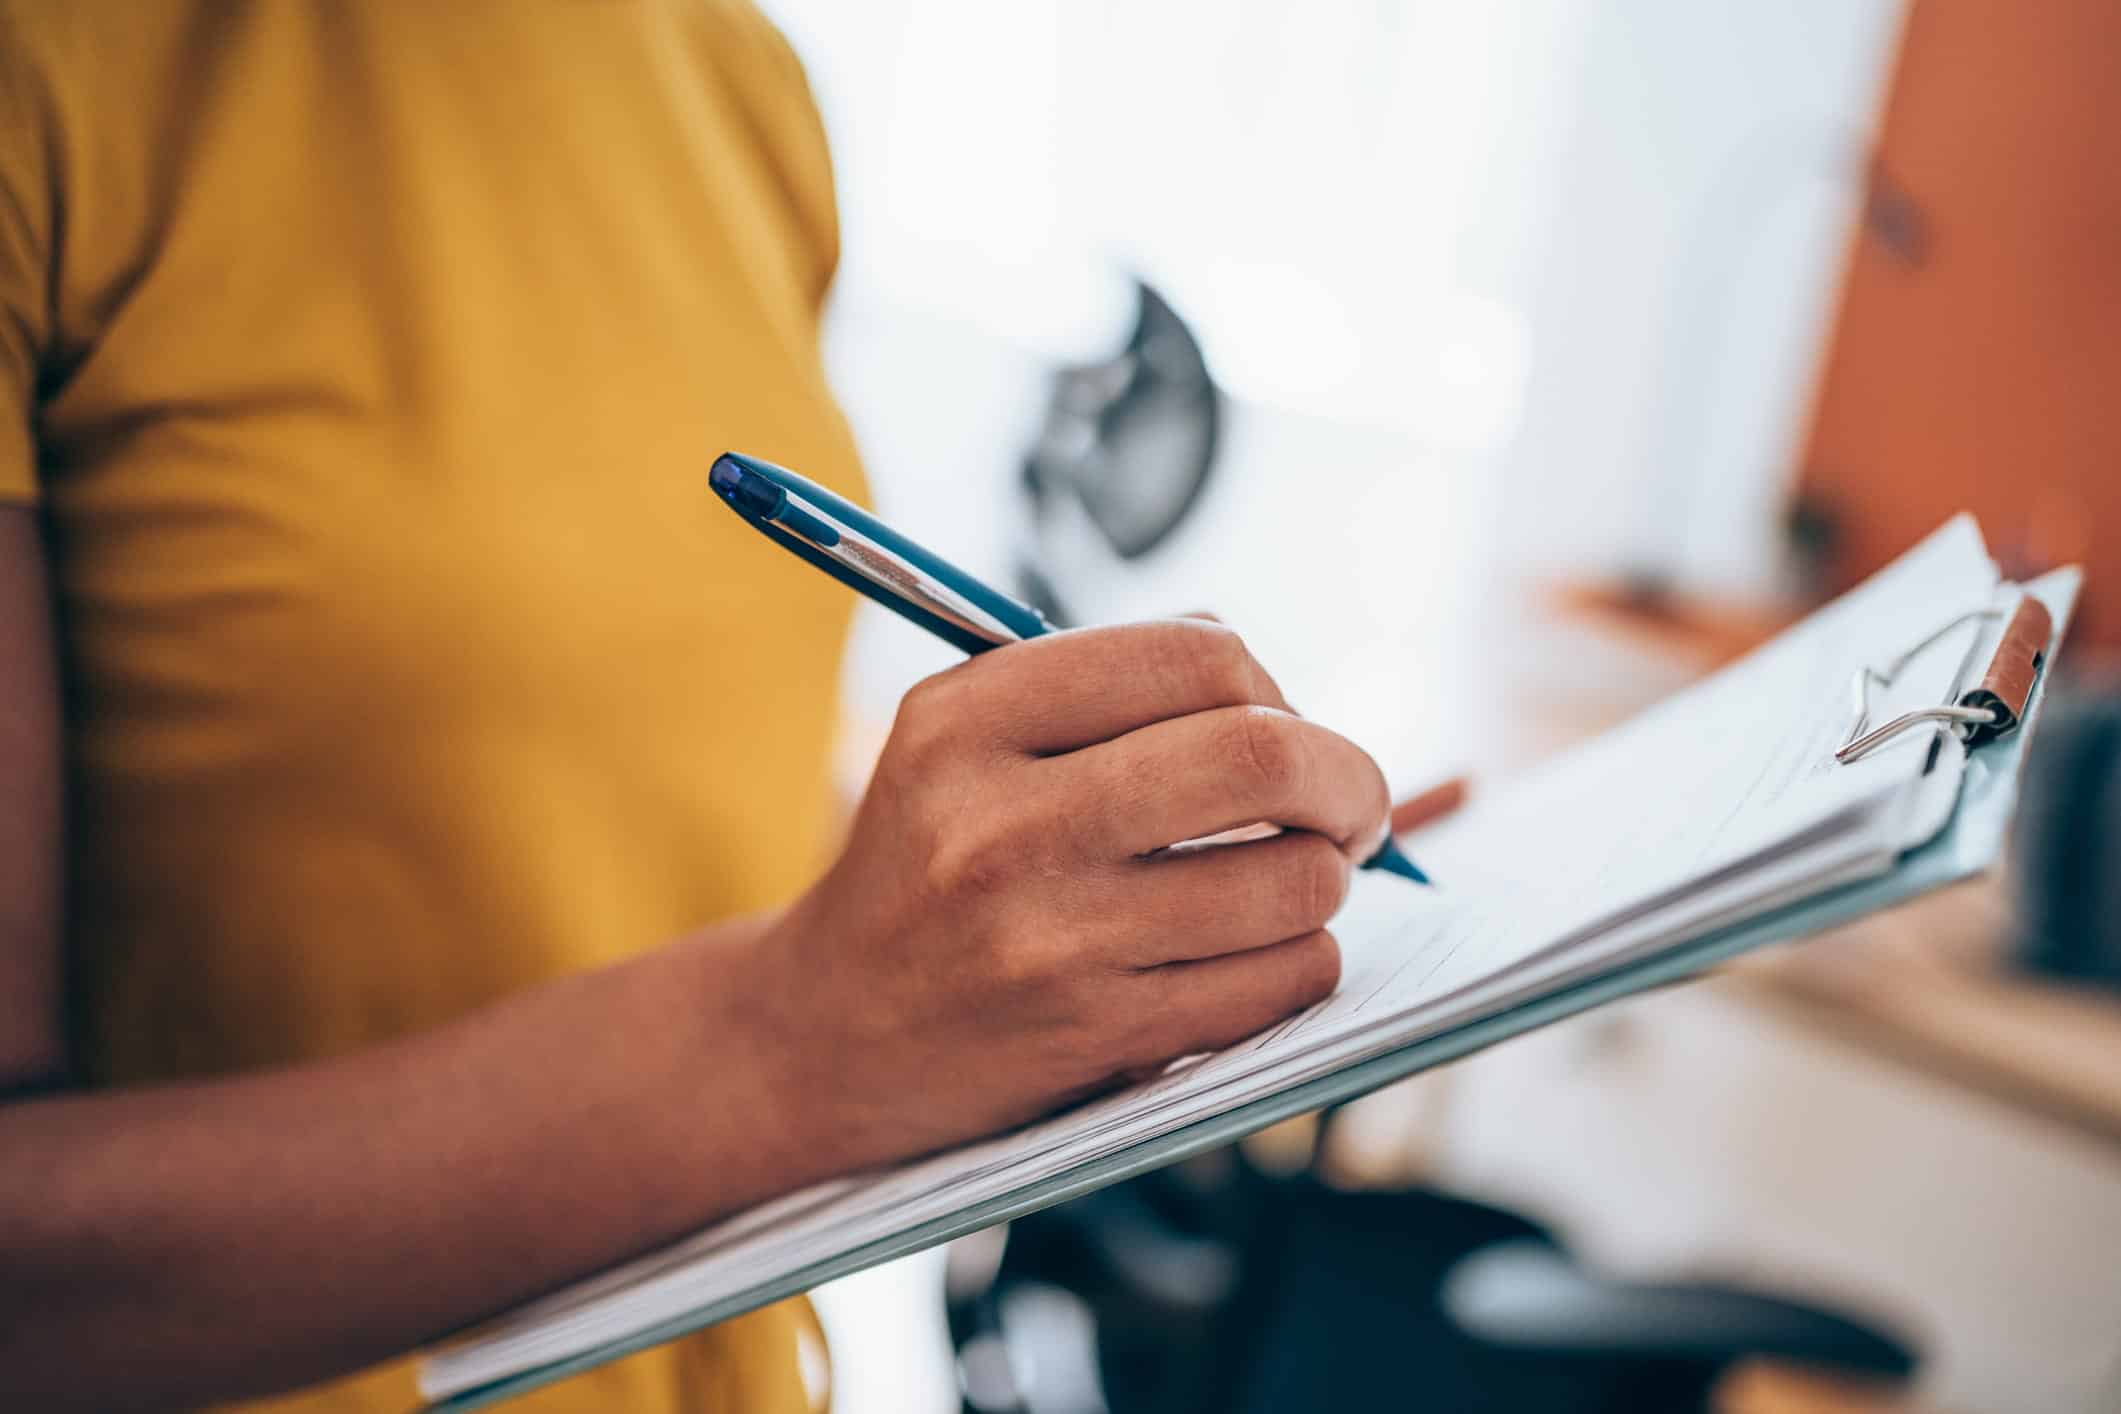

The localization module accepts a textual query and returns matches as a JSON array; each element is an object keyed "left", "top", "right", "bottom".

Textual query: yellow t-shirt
[{"left": 0, "top": 2, "right": 865, "bottom": 1409}]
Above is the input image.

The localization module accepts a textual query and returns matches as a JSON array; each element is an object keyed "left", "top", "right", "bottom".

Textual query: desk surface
[{"left": 1733, "top": 882, "right": 2121, "bottom": 1148}]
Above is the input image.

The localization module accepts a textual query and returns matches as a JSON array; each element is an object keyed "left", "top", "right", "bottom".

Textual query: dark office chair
[
  {"left": 948, "top": 1165, "right": 1921, "bottom": 1414},
  {"left": 1440, "top": 1238, "right": 1917, "bottom": 1413}
]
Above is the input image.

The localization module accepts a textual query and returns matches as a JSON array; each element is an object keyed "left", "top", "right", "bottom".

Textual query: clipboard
[{"left": 425, "top": 565, "right": 2080, "bottom": 1412}]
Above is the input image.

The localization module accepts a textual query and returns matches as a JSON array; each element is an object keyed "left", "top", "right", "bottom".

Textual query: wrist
[{"left": 676, "top": 902, "right": 860, "bottom": 1204}]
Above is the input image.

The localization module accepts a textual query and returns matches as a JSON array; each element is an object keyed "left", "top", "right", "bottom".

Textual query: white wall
[
  {"left": 1501, "top": 0, "right": 1906, "bottom": 592},
  {"left": 766, "top": 0, "right": 1906, "bottom": 599}
]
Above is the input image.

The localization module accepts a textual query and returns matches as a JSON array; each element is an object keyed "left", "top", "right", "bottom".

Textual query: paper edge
[{"left": 422, "top": 562, "right": 2082, "bottom": 1410}]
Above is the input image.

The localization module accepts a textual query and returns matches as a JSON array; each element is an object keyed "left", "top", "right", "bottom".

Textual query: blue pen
[{"left": 709, "top": 451, "right": 1430, "bottom": 885}]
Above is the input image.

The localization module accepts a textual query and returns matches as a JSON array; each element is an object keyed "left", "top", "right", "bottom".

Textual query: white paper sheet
[{"left": 422, "top": 516, "right": 2004, "bottom": 1399}]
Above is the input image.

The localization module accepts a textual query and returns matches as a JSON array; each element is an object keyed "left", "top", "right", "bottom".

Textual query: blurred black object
[
  {"left": 1017, "top": 280, "right": 1221, "bottom": 626},
  {"left": 1442, "top": 1239, "right": 1914, "bottom": 1412},
  {"left": 2013, "top": 689, "right": 2121, "bottom": 990},
  {"left": 945, "top": 1146, "right": 1919, "bottom": 1413}
]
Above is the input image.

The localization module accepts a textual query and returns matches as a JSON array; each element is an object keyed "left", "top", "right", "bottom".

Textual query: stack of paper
[{"left": 421, "top": 516, "right": 2064, "bottom": 1407}]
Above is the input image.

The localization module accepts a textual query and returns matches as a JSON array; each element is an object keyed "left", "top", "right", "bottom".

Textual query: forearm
[{"left": 0, "top": 914, "right": 831, "bottom": 1411}]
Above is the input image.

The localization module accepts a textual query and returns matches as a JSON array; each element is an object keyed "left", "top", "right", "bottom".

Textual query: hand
[
  {"left": 1175, "top": 612, "right": 1468, "bottom": 846},
  {"left": 736, "top": 619, "right": 1394, "bottom": 1170}
]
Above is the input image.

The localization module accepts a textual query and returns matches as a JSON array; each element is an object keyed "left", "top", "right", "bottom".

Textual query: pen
[{"left": 709, "top": 451, "right": 1430, "bottom": 885}]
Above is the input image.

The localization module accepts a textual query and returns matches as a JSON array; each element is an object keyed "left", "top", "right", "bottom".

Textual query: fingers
[
  {"left": 921, "top": 618, "right": 1294, "bottom": 756},
  {"left": 1104, "top": 831, "right": 1353, "bottom": 966},
  {"left": 1054, "top": 704, "right": 1391, "bottom": 863},
  {"left": 1120, "top": 929, "right": 1342, "bottom": 1066},
  {"left": 1390, "top": 776, "right": 1468, "bottom": 836}
]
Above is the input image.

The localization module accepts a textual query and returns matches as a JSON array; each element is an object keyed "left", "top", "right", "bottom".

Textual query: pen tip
[{"left": 1365, "top": 838, "right": 1431, "bottom": 886}]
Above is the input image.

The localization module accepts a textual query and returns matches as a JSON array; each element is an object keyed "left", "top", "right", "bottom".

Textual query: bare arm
[
  {"left": 2, "top": 919, "right": 828, "bottom": 1407},
  {"left": 0, "top": 511, "right": 846, "bottom": 1407},
  {"left": 0, "top": 510, "right": 61, "bottom": 1091},
  {"left": 0, "top": 507, "right": 1395, "bottom": 1409}
]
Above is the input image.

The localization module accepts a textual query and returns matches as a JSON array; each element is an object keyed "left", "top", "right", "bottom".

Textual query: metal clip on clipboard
[{"left": 1837, "top": 596, "right": 2055, "bottom": 764}]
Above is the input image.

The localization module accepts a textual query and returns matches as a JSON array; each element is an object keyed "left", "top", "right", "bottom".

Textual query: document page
[{"left": 423, "top": 516, "right": 2003, "bottom": 1402}]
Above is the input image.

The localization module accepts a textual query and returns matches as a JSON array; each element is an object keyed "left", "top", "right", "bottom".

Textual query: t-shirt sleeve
[{"left": 0, "top": 22, "right": 50, "bottom": 506}]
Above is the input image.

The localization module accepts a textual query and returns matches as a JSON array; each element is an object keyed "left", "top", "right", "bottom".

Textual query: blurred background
[{"left": 752, "top": 2, "right": 2121, "bottom": 1411}]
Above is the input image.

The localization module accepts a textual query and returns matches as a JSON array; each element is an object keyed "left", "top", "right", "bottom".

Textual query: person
[{"left": 0, "top": 4, "right": 1422, "bottom": 1410}]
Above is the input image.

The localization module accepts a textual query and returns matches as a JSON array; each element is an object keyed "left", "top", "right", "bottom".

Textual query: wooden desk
[{"left": 1737, "top": 884, "right": 2121, "bottom": 1150}]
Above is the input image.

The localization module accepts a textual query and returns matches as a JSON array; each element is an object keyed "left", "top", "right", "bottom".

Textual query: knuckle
[
  {"left": 892, "top": 672, "right": 973, "bottom": 768},
  {"left": 1196, "top": 623, "right": 1255, "bottom": 703},
  {"left": 1289, "top": 930, "right": 1343, "bottom": 1004},
  {"left": 898, "top": 669, "right": 955, "bottom": 723},
  {"left": 1226, "top": 706, "right": 1308, "bottom": 800},
  {"left": 984, "top": 927, "right": 1050, "bottom": 991},
  {"left": 924, "top": 815, "right": 1014, "bottom": 900},
  {"left": 916, "top": 787, "right": 1031, "bottom": 900},
  {"left": 1186, "top": 620, "right": 1258, "bottom": 703},
  {"left": 1281, "top": 837, "right": 1351, "bottom": 928}
]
